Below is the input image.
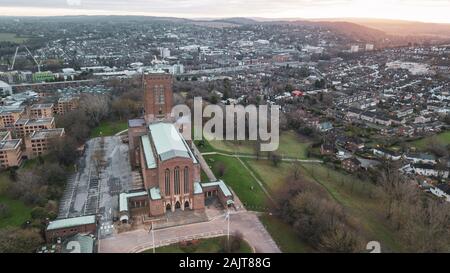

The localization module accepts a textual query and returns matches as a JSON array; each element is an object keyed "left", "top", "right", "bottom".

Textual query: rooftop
[
  {"left": 0, "top": 139, "right": 21, "bottom": 150},
  {"left": 128, "top": 118, "right": 146, "bottom": 128},
  {"left": 31, "top": 103, "right": 54, "bottom": 109},
  {"left": 46, "top": 215, "right": 96, "bottom": 231},
  {"left": 119, "top": 191, "right": 147, "bottom": 212},
  {"left": 149, "top": 187, "right": 162, "bottom": 200},
  {"left": 16, "top": 117, "right": 54, "bottom": 126},
  {"left": 30, "top": 128, "right": 64, "bottom": 139},
  {"left": 58, "top": 96, "right": 78, "bottom": 103},
  {"left": 61, "top": 234, "right": 94, "bottom": 253},
  {"left": 202, "top": 180, "right": 233, "bottom": 197},
  {"left": 141, "top": 135, "right": 156, "bottom": 169},
  {"left": 0, "top": 131, "right": 10, "bottom": 141},
  {"left": 149, "top": 123, "right": 191, "bottom": 161}
]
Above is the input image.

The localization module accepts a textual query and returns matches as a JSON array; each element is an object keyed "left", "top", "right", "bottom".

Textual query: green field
[
  {"left": 299, "top": 164, "right": 403, "bottom": 252},
  {"left": 143, "top": 236, "right": 253, "bottom": 253},
  {"left": 247, "top": 161, "right": 403, "bottom": 252},
  {"left": 0, "top": 33, "right": 29, "bottom": 43},
  {"left": 243, "top": 159, "right": 294, "bottom": 193},
  {"left": 199, "top": 131, "right": 311, "bottom": 158},
  {"left": 241, "top": 156, "right": 403, "bottom": 252},
  {"left": 259, "top": 214, "right": 311, "bottom": 253},
  {"left": 198, "top": 127, "right": 404, "bottom": 252},
  {"left": 90, "top": 120, "right": 128, "bottom": 138},
  {"left": 0, "top": 172, "right": 32, "bottom": 228},
  {"left": 0, "top": 195, "right": 32, "bottom": 228},
  {"left": 204, "top": 154, "right": 268, "bottom": 210},
  {"left": 409, "top": 130, "right": 450, "bottom": 150}
]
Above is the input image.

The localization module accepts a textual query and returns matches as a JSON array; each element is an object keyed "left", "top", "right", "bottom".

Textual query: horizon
[
  {"left": 0, "top": 0, "right": 450, "bottom": 24},
  {"left": 1, "top": 13, "right": 450, "bottom": 25}
]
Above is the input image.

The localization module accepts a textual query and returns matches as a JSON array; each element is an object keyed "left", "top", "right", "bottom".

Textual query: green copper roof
[
  {"left": 119, "top": 191, "right": 148, "bottom": 212},
  {"left": 149, "top": 187, "right": 162, "bottom": 200},
  {"left": 141, "top": 135, "right": 156, "bottom": 169},
  {"left": 194, "top": 182, "right": 203, "bottom": 194},
  {"left": 62, "top": 234, "right": 94, "bottom": 253},
  {"left": 149, "top": 123, "right": 191, "bottom": 161},
  {"left": 47, "top": 215, "right": 96, "bottom": 231},
  {"left": 202, "top": 180, "right": 233, "bottom": 197}
]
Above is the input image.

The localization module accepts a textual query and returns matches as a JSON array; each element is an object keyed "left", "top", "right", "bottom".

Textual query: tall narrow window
[
  {"left": 154, "top": 86, "right": 159, "bottom": 104},
  {"left": 165, "top": 169, "right": 170, "bottom": 196},
  {"left": 184, "top": 167, "right": 189, "bottom": 194},
  {"left": 159, "top": 86, "right": 165, "bottom": 104},
  {"left": 174, "top": 167, "right": 180, "bottom": 195}
]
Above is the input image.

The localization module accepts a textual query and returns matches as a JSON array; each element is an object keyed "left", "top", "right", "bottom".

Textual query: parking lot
[{"left": 57, "top": 136, "right": 133, "bottom": 238}]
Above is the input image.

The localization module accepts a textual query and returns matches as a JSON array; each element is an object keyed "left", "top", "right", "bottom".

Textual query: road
[{"left": 99, "top": 211, "right": 280, "bottom": 253}]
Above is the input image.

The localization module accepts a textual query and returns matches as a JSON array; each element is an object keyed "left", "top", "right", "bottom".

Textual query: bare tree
[
  {"left": 377, "top": 161, "right": 415, "bottom": 221},
  {"left": 402, "top": 198, "right": 450, "bottom": 252}
]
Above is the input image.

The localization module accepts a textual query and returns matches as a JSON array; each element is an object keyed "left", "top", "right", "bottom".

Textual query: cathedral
[{"left": 119, "top": 72, "right": 233, "bottom": 223}]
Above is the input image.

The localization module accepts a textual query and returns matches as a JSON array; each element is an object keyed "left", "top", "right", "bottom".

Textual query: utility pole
[
  {"left": 151, "top": 228, "right": 155, "bottom": 254},
  {"left": 225, "top": 210, "right": 230, "bottom": 250}
]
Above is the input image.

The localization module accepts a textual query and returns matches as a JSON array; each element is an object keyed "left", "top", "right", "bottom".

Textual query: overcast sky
[{"left": 0, "top": 0, "right": 449, "bottom": 23}]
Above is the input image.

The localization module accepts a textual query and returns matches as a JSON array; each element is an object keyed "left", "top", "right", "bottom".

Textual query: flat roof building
[
  {"left": 56, "top": 96, "right": 79, "bottom": 115},
  {"left": 0, "top": 138, "right": 23, "bottom": 168},
  {"left": 14, "top": 117, "right": 55, "bottom": 138},
  {"left": 0, "top": 107, "right": 25, "bottom": 129},
  {"left": 24, "top": 128, "right": 65, "bottom": 159},
  {"left": 29, "top": 103, "right": 54, "bottom": 118},
  {"left": 45, "top": 215, "right": 97, "bottom": 242}
]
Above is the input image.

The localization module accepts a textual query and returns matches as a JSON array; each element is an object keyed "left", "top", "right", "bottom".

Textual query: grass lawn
[
  {"left": 275, "top": 131, "right": 311, "bottom": 159},
  {"left": 90, "top": 120, "right": 128, "bottom": 138},
  {"left": 0, "top": 195, "right": 32, "bottom": 228},
  {"left": 144, "top": 236, "right": 253, "bottom": 253},
  {"left": 0, "top": 172, "right": 32, "bottom": 228},
  {"left": 0, "top": 33, "right": 29, "bottom": 43},
  {"left": 243, "top": 159, "right": 294, "bottom": 193},
  {"left": 199, "top": 130, "right": 311, "bottom": 159},
  {"left": 299, "top": 164, "right": 403, "bottom": 252},
  {"left": 243, "top": 158, "right": 404, "bottom": 252},
  {"left": 409, "top": 130, "right": 450, "bottom": 150},
  {"left": 259, "top": 214, "right": 312, "bottom": 253},
  {"left": 204, "top": 154, "right": 268, "bottom": 210}
]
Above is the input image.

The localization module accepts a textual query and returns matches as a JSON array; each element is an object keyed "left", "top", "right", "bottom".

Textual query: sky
[{"left": 0, "top": 0, "right": 450, "bottom": 23}]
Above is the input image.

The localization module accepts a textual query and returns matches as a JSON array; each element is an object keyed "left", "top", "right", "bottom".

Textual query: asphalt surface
[
  {"left": 99, "top": 211, "right": 281, "bottom": 253},
  {"left": 57, "top": 136, "right": 132, "bottom": 238}
]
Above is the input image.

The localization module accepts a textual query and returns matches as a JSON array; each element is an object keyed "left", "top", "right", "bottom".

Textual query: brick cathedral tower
[{"left": 143, "top": 73, "right": 174, "bottom": 123}]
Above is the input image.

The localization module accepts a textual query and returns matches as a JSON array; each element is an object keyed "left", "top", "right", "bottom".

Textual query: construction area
[{"left": 57, "top": 136, "right": 137, "bottom": 238}]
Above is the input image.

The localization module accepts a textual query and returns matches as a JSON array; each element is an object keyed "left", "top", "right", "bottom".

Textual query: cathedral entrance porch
[{"left": 148, "top": 209, "right": 209, "bottom": 230}]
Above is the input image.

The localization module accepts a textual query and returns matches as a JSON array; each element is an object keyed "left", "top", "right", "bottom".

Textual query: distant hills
[
  {"left": 199, "top": 17, "right": 450, "bottom": 44},
  {"left": 306, "top": 18, "right": 450, "bottom": 38},
  {"left": 4, "top": 15, "right": 450, "bottom": 43}
]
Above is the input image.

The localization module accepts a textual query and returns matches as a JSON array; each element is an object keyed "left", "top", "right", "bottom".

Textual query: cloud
[{"left": 0, "top": 0, "right": 449, "bottom": 22}]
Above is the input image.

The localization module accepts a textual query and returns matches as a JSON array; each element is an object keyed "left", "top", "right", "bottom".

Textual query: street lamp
[
  {"left": 151, "top": 229, "right": 155, "bottom": 254},
  {"left": 225, "top": 210, "right": 230, "bottom": 250},
  {"left": 148, "top": 226, "right": 155, "bottom": 253}
]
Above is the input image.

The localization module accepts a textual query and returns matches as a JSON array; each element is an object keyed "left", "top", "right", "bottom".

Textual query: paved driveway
[{"left": 99, "top": 211, "right": 280, "bottom": 253}]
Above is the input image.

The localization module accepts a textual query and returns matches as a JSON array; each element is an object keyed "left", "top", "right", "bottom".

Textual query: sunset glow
[{"left": 0, "top": 0, "right": 449, "bottom": 23}]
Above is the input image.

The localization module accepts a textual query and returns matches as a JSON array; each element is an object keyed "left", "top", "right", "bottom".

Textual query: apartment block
[
  {"left": 14, "top": 117, "right": 56, "bottom": 138},
  {"left": 29, "top": 103, "right": 54, "bottom": 118},
  {"left": 0, "top": 108, "right": 25, "bottom": 129},
  {"left": 24, "top": 128, "right": 65, "bottom": 159},
  {"left": 56, "top": 96, "right": 79, "bottom": 115},
  {"left": 0, "top": 138, "right": 23, "bottom": 168}
]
